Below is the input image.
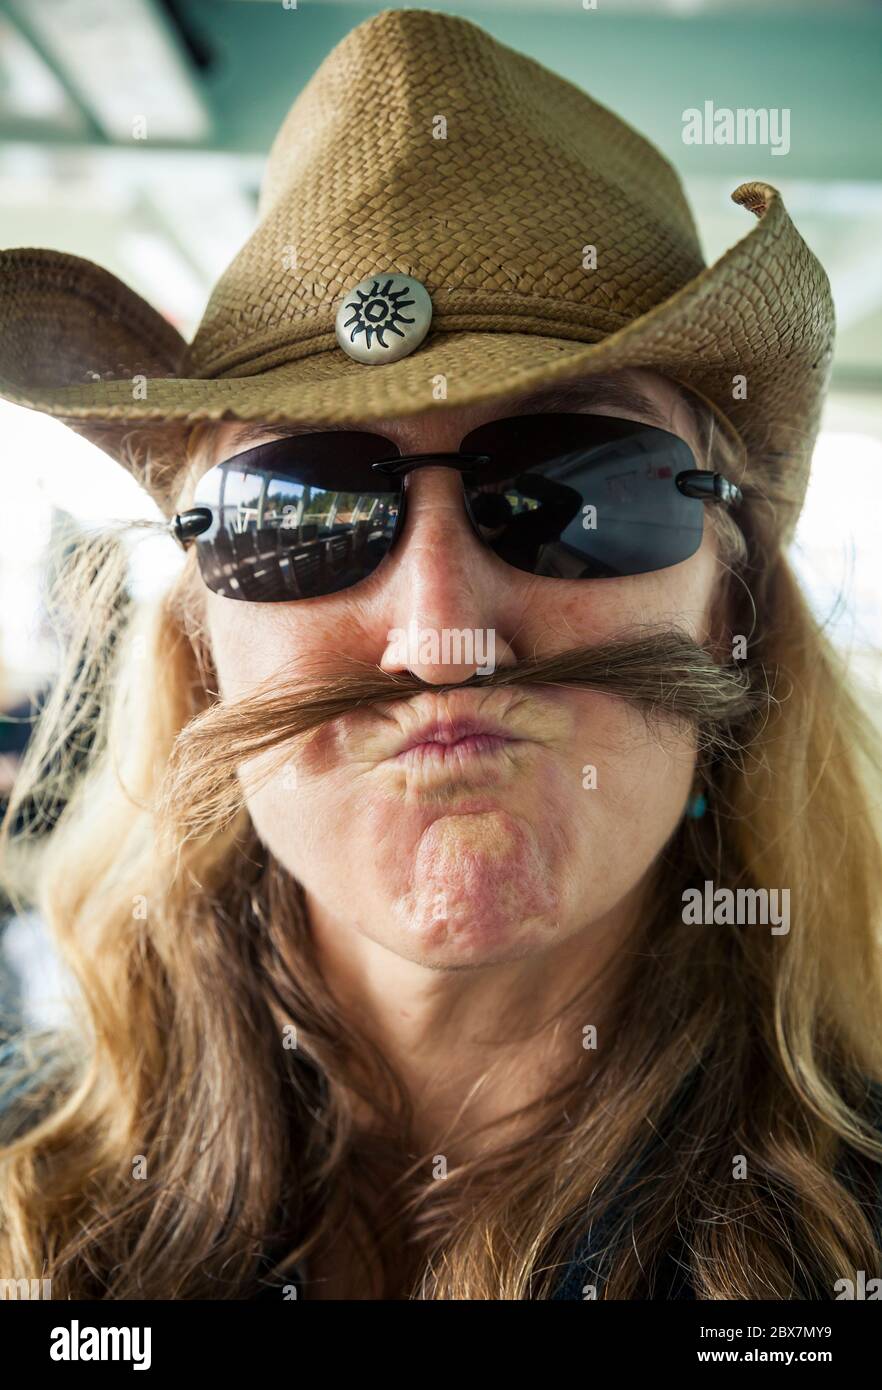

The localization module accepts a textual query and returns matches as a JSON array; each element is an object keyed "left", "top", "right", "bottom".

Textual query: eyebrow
[
  {"left": 493, "top": 375, "right": 675, "bottom": 429},
  {"left": 222, "top": 373, "right": 681, "bottom": 454},
  {"left": 225, "top": 419, "right": 333, "bottom": 449}
]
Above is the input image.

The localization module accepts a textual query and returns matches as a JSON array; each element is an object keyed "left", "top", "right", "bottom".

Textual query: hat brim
[{"left": 0, "top": 183, "right": 834, "bottom": 531}]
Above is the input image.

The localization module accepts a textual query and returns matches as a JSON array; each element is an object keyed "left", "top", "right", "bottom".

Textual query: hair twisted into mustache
[{"left": 160, "top": 629, "right": 770, "bottom": 845}]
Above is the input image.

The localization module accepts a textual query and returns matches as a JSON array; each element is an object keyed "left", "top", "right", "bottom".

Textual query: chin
[
  {"left": 386, "top": 885, "right": 564, "bottom": 972},
  {"left": 383, "top": 904, "right": 566, "bottom": 970}
]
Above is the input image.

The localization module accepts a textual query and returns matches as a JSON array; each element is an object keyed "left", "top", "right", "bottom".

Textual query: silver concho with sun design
[{"left": 335, "top": 274, "right": 432, "bottom": 364}]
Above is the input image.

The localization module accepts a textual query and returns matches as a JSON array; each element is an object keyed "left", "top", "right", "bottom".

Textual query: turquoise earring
[{"left": 686, "top": 789, "right": 708, "bottom": 819}]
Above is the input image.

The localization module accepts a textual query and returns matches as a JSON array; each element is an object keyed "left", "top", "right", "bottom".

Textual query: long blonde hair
[{"left": 1, "top": 404, "right": 881, "bottom": 1299}]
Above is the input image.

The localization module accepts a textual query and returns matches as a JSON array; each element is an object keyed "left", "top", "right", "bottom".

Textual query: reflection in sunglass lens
[
  {"left": 191, "top": 432, "right": 403, "bottom": 601},
  {"left": 188, "top": 415, "right": 713, "bottom": 602},
  {"left": 460, "top": 415, "right": 703, "bottom": 579}
]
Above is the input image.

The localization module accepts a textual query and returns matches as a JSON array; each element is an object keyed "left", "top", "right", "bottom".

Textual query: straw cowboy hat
[{"left": 0, "top": 7, "right": 834, "bottom": 535}]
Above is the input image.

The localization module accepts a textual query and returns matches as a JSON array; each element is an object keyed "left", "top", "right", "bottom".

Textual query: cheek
[
  {"left": 548, "top": 539, "right": 719, "bottom": 651},
  {"left": 566, "top": 697, "right": 697, "bottom": 901},
  {"left": 204, "top": 592, "right": 276, "bottom": 698},
  {"left": 204, "top": 589, "right": 335, "bottom": 699}
]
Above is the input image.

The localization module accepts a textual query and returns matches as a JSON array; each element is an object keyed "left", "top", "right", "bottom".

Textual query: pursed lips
[{"left": 389, "top": 718, "right": 524, "bottom": 763}]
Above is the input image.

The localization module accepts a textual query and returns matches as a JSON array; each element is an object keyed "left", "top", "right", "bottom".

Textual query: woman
[{"left": 1, "top": 9, "right": 880, "bottom": 1300}]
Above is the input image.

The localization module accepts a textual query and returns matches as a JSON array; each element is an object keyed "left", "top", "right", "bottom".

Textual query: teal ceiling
[
  {"left": 2, "top": 1, "right": 879, "bottom": 178},
  {"left": 202, "top": 4, "right": 879, "bottom": 183}
]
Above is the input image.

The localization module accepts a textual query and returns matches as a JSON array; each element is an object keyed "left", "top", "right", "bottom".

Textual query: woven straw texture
[{"left": 0, "top": 7, "right": 834, "bottom": 529}]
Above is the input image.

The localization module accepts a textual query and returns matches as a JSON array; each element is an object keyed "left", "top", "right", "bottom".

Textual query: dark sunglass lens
[
  {"left": 461, "top": 415, "right": 703, "bottom": 579},
  {"left": 191, "top": 433, "right": 403, "bottom": 600}
]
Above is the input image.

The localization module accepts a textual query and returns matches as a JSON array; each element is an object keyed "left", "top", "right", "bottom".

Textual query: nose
[{"left": 377, "top": 465, "right": 519, "bottom": 685}]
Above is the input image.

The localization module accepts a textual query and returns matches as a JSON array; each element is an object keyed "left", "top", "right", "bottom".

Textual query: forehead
[{"left": 201, "top": 367, "right": 697, "bottom": 467}]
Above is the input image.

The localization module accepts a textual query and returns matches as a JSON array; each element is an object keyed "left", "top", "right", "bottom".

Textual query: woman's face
[{"left": 200, "top": 369, "right": 721, "bottom": 970}]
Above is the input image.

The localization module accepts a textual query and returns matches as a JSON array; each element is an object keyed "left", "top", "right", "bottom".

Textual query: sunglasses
[{"left": 170, "top": 413, "right": 743, "bottom": 603}]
